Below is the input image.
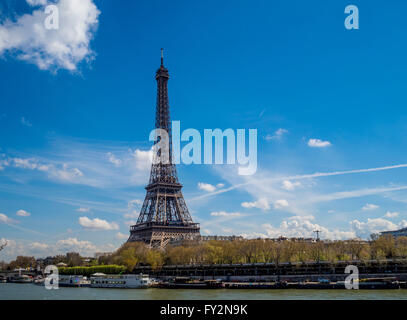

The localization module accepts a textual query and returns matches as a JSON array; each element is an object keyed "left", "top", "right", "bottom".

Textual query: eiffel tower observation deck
[{"left": 128, "top": 49, "right": 200, "bottom": 248}]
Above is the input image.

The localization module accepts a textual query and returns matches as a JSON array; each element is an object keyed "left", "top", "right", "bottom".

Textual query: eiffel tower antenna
[
  {"left": 128, "top": 50, "right": 200, "bottom": 248},
  {"left": 313, "top": 229, "right": 321, "bottom": 241}
]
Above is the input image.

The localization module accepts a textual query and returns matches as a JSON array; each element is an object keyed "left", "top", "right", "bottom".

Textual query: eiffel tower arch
[{"left": 128, "top": 49, "right": 200, "bottom": 248}]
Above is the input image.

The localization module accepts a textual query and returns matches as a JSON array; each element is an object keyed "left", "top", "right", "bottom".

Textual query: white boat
[{"left": 90, "top": 273, "right": 152, "bottom": 288}]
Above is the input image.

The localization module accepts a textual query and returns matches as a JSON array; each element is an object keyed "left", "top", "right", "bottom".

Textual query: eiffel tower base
[{"left": 128, "top": 222, "right": 200, "bottom": 249}]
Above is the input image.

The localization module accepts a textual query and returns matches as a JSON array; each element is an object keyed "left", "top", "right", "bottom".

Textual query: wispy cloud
[
  {"left": 0, "top": 237, "right": 116, "bottom": 262},
  {"left": 274, "top": 199, "right": 289, "bottom": 209},
  {"left": 21, "top": 117, "right": 32, "bottom": 127},
  {"left": 264, "top": 128, "right": 288, "bottom": 141},
  {"left": 309, "top": 186, "right": 407, "bottom": 203},
  {"left": 362, "top": 203, "right": 379, "bottom": 211},
  {"left": 0, "top": 137, "right": 152, "bottom": 188},
  {"left": 210, "top": 211, "right": 243, "bottom": 217},
  {"left": 107, "top": 152, "right": 122, "bottom": 166},
  {"left": 192, "top": 163, "right": 407, "bottom": 201},
  {"left": 0, "top": 213, "right": 16, "bottom": 224}
]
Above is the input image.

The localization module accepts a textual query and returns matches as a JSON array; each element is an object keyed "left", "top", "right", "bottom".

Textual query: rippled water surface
[{"left": 1, "top": 283, "right": 407, "bottom": 300}]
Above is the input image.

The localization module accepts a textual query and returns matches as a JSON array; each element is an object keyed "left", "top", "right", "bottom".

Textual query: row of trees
[
  {"left": 99, "top": 235, "right": 407, "bottom": 271},
  {"left": 4, "top": 256, "right": 36, "bottom": 270},
  {"left": 2, "top": 236, "right": 407, "bottom": 272},
  {"left": 0, "top": 252, "right": 98, "bottom": 271}
]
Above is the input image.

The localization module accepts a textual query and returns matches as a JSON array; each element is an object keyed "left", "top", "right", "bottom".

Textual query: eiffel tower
[{"left": 128, "top": 49, "right": 200, "bottom": 248}]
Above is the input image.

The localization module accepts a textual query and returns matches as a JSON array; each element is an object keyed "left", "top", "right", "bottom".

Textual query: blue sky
[{"left": 1, "top": 0, "right": 407, "bottom": 260}]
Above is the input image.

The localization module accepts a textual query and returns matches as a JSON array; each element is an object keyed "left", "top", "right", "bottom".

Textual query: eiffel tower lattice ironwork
[{"left": 128, "top": 49, "right": 200, "bottom": 248}]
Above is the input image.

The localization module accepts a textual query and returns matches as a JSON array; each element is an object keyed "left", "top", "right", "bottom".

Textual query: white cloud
[
  {"left": 16, "top": 209, "right": 30, "bottom": 217},
  {"left": 0, "top": 213, "right": 16, "bottom": 224},
  {"left": 350, "top": 218, "right": 407, "bottom": 238},
  {"left": 260, "top": 215, "right": 355, "bottom": 240},
  {"left": 241, "top": 198, "right": 270, "bottom": 210},
  {"left": 384, "top": 211, "right": 399, "bottom": 218},
  {"left": 308, "top": 138, "right": 331, "bottom": 148},
  {"left": 78, "top": 216, "right": 119, "bottom": 231},
  {"left": 210, "top": 211, "right": 242, "bottom": 217},
  {"left": 274, "top": 199, "right": 289, "bottom": 209},
  {"left": 198, "top": 182, "right": 216, "bottom": 192},
  {"left": 0, "top": 237, "right": 115, "bottom": 262},
  {"left": 76, "top": 207, "right": 90, "bottom": 213},
  {"left": 56, "top": 237, "right": 96, "bottom": 253},
  {"left": 362, "top": 203, "right": 379, "bottom": 211},
  {"left": 29, "top": 241, "right": 49, "bottom": 251},
  {"left": 21, "top": 117, "right": 32, "bottom": 127},
  {"left": 26, "top": 0, "right": 47, "bottom": 6},
  {"left": 265, "top": 128, "right": 288, "bottom": 141},
  {"left": 281, "top": 180, "right": 301, "bottom": 191},
  {"left": 198, "top": 182, "right": 225, "bottom": 193},
  {"left": 116, "top": 232, "right": 128, "bottom": 240},
  {"left": 0, "top": 0, "right": 100, "bottom": 71},
  {"left": 132, "top": 149, "right": 153, "bottom": 171}
]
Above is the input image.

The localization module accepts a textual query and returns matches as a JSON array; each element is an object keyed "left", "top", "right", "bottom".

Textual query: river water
[{"left": 1, "top": 283, "right": 407, "bottom": 300}]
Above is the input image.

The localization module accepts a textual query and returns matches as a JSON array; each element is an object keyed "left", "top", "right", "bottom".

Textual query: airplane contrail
[
  {"left": 281, "top": 164, "right": 407, "bottom": 181},
  {"left": 190, "top": 163, "right": 407, "bottom": 201}
]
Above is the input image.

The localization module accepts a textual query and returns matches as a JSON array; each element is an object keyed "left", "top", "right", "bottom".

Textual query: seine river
[{"left": 1, "top": 283, "right": 407, "bottom": 299}]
